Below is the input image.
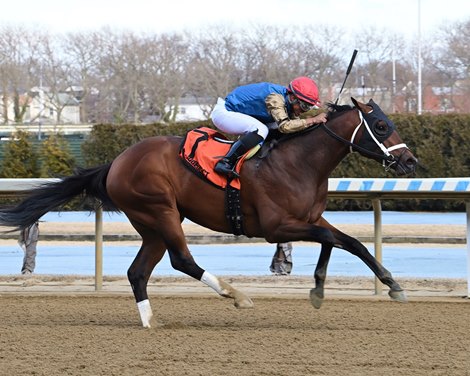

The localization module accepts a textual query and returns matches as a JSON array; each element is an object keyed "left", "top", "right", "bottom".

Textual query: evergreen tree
[
  {"left": 39, "top": 133, "right": 75, "bottom": 177},
  {"left": 0, "top": 130, "right": 39, "bottom": 178}
]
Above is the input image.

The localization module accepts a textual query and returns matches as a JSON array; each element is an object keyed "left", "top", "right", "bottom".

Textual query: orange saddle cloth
[{"left": 179, "top": 127, "right": 247, "bottom": 189}]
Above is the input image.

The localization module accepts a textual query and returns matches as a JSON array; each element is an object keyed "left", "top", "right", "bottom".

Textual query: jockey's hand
[{"left": 308, "top": 112, "right": 328, "bottom": 126}]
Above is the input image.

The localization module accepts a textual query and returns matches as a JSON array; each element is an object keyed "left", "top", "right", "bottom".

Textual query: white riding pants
[{"left": 211, "top": 98, "right": 269, "bottom": 139}]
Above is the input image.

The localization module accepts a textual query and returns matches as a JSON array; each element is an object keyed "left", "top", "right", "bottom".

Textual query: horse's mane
[
  {"left": 326, "top": 102, "right": 354, "bottom": 121},
  {"left": 264, "top": 102, "right": 355, "bottom": 144}
]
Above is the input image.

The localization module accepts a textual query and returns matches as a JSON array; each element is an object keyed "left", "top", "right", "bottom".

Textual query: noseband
[{"left": 321, "top": 105, "right": 409, "bottom": 171}]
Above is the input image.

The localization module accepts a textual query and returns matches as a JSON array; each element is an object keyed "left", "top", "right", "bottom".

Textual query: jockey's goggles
[{"left": 298, "top": 99, "right": 314, "bottom": 112}]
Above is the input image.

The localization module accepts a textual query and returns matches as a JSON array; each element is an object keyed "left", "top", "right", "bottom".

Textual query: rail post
[
  {"left": 95, "top": 206, "right": 103, "bottom": 291},
  {"left": 372, "top": 198, "right": 383, "bottom": 295},
  {"left": 467, "top": 201, "right": 470, "bottom": 298}
]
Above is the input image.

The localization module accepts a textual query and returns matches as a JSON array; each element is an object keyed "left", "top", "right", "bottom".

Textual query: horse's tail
[{"left": 0, "top": 163, "right": 116, "bottom": 231}]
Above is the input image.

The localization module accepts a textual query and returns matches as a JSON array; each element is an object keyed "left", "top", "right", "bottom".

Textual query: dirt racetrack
[
  {"left": 1, "top": 279, "right": 469, "bottom": 376},
  {"left": 1, "top": 221, "right": 469, "bottom": 375}
]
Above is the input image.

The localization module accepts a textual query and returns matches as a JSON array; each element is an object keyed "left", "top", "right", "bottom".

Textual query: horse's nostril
[{"left": 406, "top": 157, "right": 418, "bottom": 168}]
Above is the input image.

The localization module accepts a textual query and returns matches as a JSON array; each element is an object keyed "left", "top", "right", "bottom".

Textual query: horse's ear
[{"left": 351, "top": 97, "right": 360, "bottom": 109}]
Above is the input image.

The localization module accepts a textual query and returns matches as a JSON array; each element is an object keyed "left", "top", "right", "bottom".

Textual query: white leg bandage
[
  {"left": 201, "top": 271, "right": 224, "bottom": 295},
  {"left": 137, "top": 299, "right": 153, "bottom": 328}
]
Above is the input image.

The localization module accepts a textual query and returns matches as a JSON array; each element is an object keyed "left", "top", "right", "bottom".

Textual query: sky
[{"left": 1, "top": 0, "right": 469, "bottom": 39}]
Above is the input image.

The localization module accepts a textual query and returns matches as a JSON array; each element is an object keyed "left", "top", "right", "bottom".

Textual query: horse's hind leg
[
  {"left": 169, "top": 249, "right": 254, "bottom": 309},
  {"left": 127, "top": 222, "right": 168, "bottom": 328},
  {"left": 162, "top": 216, "right": 253, "bottom": 309},
  {"left": 132, "top": 210, "right": 253, "bottom": 310}
]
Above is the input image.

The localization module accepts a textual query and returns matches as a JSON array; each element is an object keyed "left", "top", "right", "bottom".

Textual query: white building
[
  {"left": 165, "top": 95, "right": 215, "bottom": 122},
  {"left": 1, "top": 87, "right": 81, "bottom": 125}
]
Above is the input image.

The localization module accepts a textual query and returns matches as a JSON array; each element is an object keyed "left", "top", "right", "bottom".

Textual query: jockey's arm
[{"left": 265, "top": 93, "right": 325, "bottom": 133}]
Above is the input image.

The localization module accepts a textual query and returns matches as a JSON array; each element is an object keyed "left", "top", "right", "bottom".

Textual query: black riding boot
[{"left": 214, "top": 131, "right": 263, "bottom": 177}]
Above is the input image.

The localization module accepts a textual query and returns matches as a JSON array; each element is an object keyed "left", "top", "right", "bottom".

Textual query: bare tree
[
  {"left": 40, "top": 32, "right": 78, "bottom": 124},
  {"left": 352, "top": 27, "right": 407, "bottom": 109},
  {"left": 61, "top": 30, "right": 103, "bottom": 123},
  {"left": 186, "top": 26, "right": 244, "bottom": 107},
  {"left": 1, "top": 19, "right": 470, "bottom": 124},
  {"left": 300, "top": 25, "right": 348, "bottom": 102},
  {"left": 432, "top": 19, "right": 470, "bottom": 112},
  {"left": 143, "top": 32, "right": 190, "bottom": 123},
  {"left": 437, "top": 19, "right": 470, "bottom": 80},
  {"left": 239, "top": 25, "right": 294, "bottom": 84},
  {"left": 0, "top": 26, "right": 44, "bottom": 124},
  {"left": 86, "top": 29, "right": 143, "bottom": 123}
]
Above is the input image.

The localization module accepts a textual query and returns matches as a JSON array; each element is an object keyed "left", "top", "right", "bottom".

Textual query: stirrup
[{"left": 214, "top": 160, "right": 240, "bottom": 178}]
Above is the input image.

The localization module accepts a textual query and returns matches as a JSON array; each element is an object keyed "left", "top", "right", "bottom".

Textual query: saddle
[
  {"left": 179, "top": 127, "right": 258, "bottom": 190},
  {"left": 179, "top": 127, "right": 260, "bottom": 235}
]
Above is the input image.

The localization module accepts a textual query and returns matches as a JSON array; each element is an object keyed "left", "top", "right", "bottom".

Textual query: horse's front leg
[
  {"left": 265, "top": 220, "right": 338, "bottom": 309},
  {"left": 309, "top": 217, "right": 337, "bottom": 308},
  {"left": 332, "top": 229, "right": 407, "bottom": 303},
  {"left": 268, "top": 219, "right": 406, "bottom": 306},
  {"left": 310, "top": 243, "right": 332, "bottom": 309}
]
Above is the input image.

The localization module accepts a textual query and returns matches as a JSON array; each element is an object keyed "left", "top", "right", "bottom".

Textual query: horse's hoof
[
  {"left": 388, "top": 289, "right": 408, "bottom": 303},
  {"left": 309, "top": 288, "right": 324, "bottom": 309},
  {"left": 234, "top": 296, "right": 254, "bottom": 309}
]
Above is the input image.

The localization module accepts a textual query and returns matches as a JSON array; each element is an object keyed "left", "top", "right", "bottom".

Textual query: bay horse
[{"left": 0, "top": 97, "right": 417, "bottom": 328}]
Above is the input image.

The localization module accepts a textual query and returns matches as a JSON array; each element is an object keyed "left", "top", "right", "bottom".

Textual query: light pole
[
  {"left": 392, "top": 50, "right": 396, "bottom": 113},
  {"left": 417, "top": 0, "right": 423, "bottom": 114}
]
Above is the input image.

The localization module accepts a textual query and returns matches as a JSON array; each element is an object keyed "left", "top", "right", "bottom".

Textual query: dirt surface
[
  {"left": 1, "top": 222, "right": 469, "bottom": 375},
  {"left": 0, "top": 275, "right": 469, "bottom": 376}
]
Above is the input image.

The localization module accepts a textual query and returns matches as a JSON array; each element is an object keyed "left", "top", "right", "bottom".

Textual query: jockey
[{"left": 211, "top": 76, "right": 328, "bottom": 177}]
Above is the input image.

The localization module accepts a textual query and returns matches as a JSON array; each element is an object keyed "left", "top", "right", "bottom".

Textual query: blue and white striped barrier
[
  {"left": 329, "top": 178, "right": 470, "bottom": 192},
  {"left": 1, "top": 177, "right": 469, "bottom": 193}
]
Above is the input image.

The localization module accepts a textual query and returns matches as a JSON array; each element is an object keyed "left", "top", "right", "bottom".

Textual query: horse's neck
[{"left": 294, "top": 124, "right": 352, "bottom": 178}]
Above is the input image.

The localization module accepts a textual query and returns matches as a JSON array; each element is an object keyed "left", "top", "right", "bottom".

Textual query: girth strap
[{"left": 225, "top": 181, "right": 245, "bottom": 236}]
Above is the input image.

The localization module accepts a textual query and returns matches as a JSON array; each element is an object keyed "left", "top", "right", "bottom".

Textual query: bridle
[{"left": 320, "top": 106, "right": 409, "bottom": 172}]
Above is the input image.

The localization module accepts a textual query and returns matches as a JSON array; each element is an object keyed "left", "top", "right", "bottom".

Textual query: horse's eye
[{"left": 374, "top": 122, "right": 388, "bottom": 136}]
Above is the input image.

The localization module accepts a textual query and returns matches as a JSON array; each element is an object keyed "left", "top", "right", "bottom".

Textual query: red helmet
[{"left": 287, "top": 76, "right": 321, "bottom": 106}]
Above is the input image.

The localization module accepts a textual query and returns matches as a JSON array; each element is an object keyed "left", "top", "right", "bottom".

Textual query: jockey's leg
[
  {"left": 211, "top": 98, "right": 267, "bottom": 177},
  {"left": 214, "top": 131, "right": 263, "bottom": 177}
]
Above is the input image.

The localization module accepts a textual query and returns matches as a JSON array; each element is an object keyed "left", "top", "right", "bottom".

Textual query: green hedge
[
  {"left": 79, "top": 114, "right": 470, "bottom": 212},
  {"left": 81, "top": 121, "right": 213, "bottom": 165},
  {"left": 0, "top": 131, "right": 76, "bottom": 178}
]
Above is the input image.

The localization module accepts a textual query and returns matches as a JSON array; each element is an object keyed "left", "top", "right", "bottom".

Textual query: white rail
[{"left": 0, "top": 178, "right": 469, "bottom": 296}]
